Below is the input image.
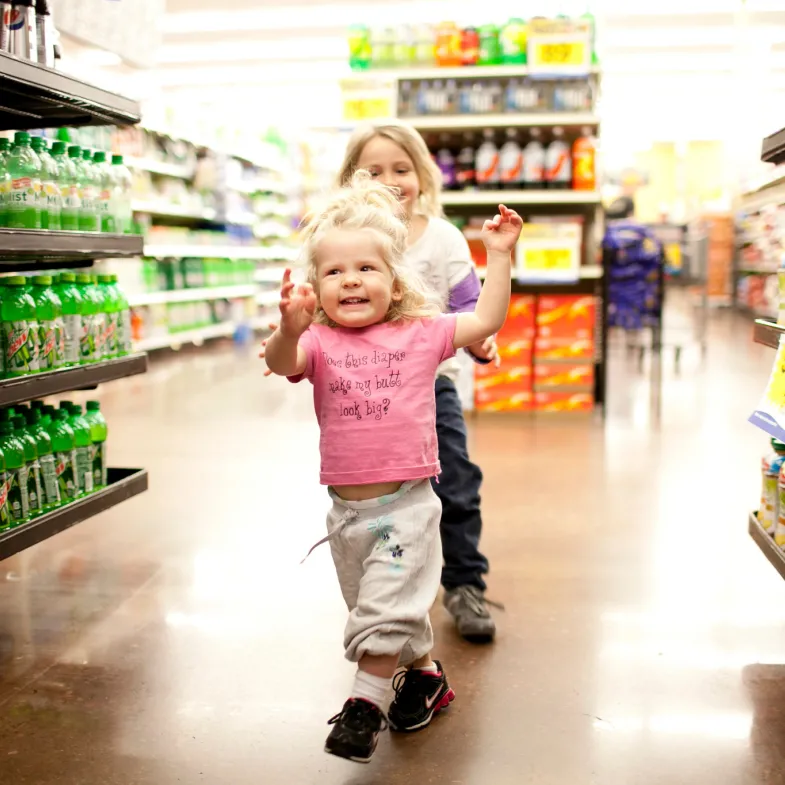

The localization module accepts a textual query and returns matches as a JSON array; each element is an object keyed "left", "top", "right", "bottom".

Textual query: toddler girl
[{"left": 264, "top": 170, "right": 521, "bottom": 764}]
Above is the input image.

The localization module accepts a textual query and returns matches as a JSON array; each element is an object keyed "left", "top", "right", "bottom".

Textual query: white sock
[
  {"left": 416, "top": 662, "right": 439, "bottom": 674},
  {"left": 351, "top": 670, "right": 392, "bottom": 714}
]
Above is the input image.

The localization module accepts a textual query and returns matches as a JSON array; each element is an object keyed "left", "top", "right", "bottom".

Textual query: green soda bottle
[
  {"left": 48, "top": 408, "right": 77, "bottom": 503},
  {"left": 84, "top": 400, "right": 107, "bottom": 489},
  {"left": 54, "top": 271, "right": 83, "bottom": 366},
  {"left": 0, "top": 137, "right": 11, "bottom": 229},
  {"left": 6, "top": 131, "right": 41, "bottom": 230},
  {"left": 111, "top": 275, "right": 132, "bottom": 355},
  {"left": 33, "top": 138, "right": 61, "bottom": 231},
  {"left": 93, "top": 152, "right": 114, "bottom": 233},
  {"left": 13, "top": 415, "right": 42, "bottom": 518},
  {"left": 78, "top": 148, "right": 99, "bottom": 232},
  {"left": 97, "top": 274, "right": 119, "bottom": 357},
  {"left": 63, "top": 403, "right": 94, "bottom": 496},
  {"left": 0, "top": 445, "right": 10, "bottom": 531},
  {"left": 0, "top": 412, "right": 29, "bottom": 525},
  {"left": 75, "top": 273, "right": 103, "bottom": 363},
  {"left": 110, "top": 154, "right": 133, "bottom": 234},
  {"left": 61, "top": 145, "right": 82, "bottom": 231},
  {"left": 1, "top": 276, "right": 39, "bottom": 377},
  {"left": 23, "top": 407, "right": 60, "bottom": 510},
  {"left": 30, "top": 275, "right": 62, "bottom": 372}
]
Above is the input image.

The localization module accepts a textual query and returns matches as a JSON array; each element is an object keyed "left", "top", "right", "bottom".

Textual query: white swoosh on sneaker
[{"left": 424, "top": 687, "right": 443, "bottom": 711}]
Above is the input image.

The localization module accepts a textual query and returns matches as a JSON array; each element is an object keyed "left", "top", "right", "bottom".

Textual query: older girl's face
[{"left": 356, "top": 135, "right": 421, "bottom": 218}]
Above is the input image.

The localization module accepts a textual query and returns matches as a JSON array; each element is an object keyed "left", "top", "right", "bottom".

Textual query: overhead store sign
[{"left": 527, "top": 18, "right": 592, "bottom": 78}]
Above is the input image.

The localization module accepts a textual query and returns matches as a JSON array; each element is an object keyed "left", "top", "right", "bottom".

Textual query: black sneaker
[
  {"left": 325, "top": 698, "right": 387, "bottom": 764},
  {"left": 388, "top": 661, "right": 455, "bottom": 733}
]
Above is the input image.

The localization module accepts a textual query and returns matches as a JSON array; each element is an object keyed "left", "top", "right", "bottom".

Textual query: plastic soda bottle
[
  {"left": 0, "top": 412, "right": 29, "bottom": 525},
  {"left": 1, "top": 276, "right": 39, "bottom": 377},
  {"left": 78, "top": 148, "right": 99, "bottom": 232},
  {"left": 6, "top": 131, "right": 41, "bottom": 229},
  {"left": 84, "top": 401, "right": 107, "bottom": 489},
  {"left": 0, "top": 137, "right": 11, "bottom": 229},
  {"left": 0, "top": 444, "right": 10, "bottom": 530},
  {"left": 110, "top": 154, "right": 133, "bottom": 234},
  {"left": 112, "top": 275, "right": 132, "bottom": 355},
  {"left": 30, "top": 275, "right": 61, "bottom": 372},
  {"left": 31, "top": 136, "right": 60, "bottom": 230},
  {"left": 48, "top": 408, "right": 77, "bottom": 503},
  {"left": 54, "top": 271, "right": 83, "bottom": 366},
  {"left": 75, "top": 273, "right": 103, "bottom": 362},
  {"left": 97, "top": 274, "right": 119, "bottom": 358},
  {"left": 64, "top": 403, "right": 93, "bottom": 496},
  {"left": 13, "top": 414, "right": 42, "bottom": 517},
  {"left": 62, "top": 145, "right": 82, "bottom": 231},
  {"left": 93, "top": 151, "right": 114, "bottom": 232},
  {"left": 23, "top": 406, "right": 59, "bottom": 509}
]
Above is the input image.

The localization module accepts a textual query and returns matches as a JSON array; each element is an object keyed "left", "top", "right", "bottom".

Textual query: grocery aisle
[{"left": 0, "top": 310, "right": 783, "bottom": 784}]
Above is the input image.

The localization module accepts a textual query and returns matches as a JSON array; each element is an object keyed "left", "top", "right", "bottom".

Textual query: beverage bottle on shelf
[
  {"left": 111, "top": 275, "right": 132, "bottom": 355},
  {"left": 84, "top": 401, "right": 107, "bottom": 490},
  {"left": 398, "top": 80, "right": 414, "bottom": 117},
  {"left": 413, "top": 24, "right": 435, "bottom": 66},
  {"left": 0, "top": 412, "right": 29, "bottom": 525},
  {"left": 110, "top": 154, "right": 133, "bottom": 234},
  {"left": 522, "top": 129, "right": 546, "bottom": 189},
  {"left": 347, "top": 24, "right": 371, "bottom": 70},
  {"left": 61, "top": 145, "right": 82, "bottom": 230},
  {"left": 487, "top": 80, "right": 504, "bottom": 114},
  {"left": 6, "top": 131, "right": 41, "bottom": 229},
  {"left": 475, "top": 129, "right": 499, "bottom": 191},
  {"left": 64, "top": 403, "right": 94, "bottom": 496},
  {"left": 1, "top": 275, "right": 39, "bottom": 377},
  {"left": 30, "top": 274, "right": 61, "bottom": 371},
  {"left": 415, "top": 81, "right": 430, "bottom": 116},
  {"left": 75, "top": 273, "right": 104, "bottom": 363},
  {"left": 97, "top": 274, "right": 119, "bottom": 358},
  {"left": 0, "top": 137, "right": 11, "bottom": 228},
  {"left": 93, "top": 151, "right": 114, "bottom": 233},
  {"left": 31, "top": 136, "right": 60, "bottom": 230},
  {"left": 436, "top": 136, "right": 457, "bottom": 191},
  {"left": 23, "top": 406, "right": 60, "bottom": 510},
  {"left": 499, "top": 129, "right": 523, "bottom": 190},
  {"left": 0, "top": 445, "right": 10, "bottom": 531},
  {"left": 478, "top": 25, "right": 501, "bottom": 65},
  {"left": 456, "top": 134, "right": 477, "bottom": 190},
  {"left": 500, "top": 18, "right": 527, "bottom": 64},
  {"left": 78, "top": 148, "right": 99, "bottom": 232},
  {"left": 429, "top": 80, "right": 447, "bottom": 114},
  {"left": 461, "top": 27, "right": 479, "bottom": 66},
  {"left": 545, "top": 127, "right": 572, "bottom": 190},
  {"left": 392, "top": 24, "right": 415, "bottom": 66},
  {"left": 54, "top": 271, "right": 83, "bottom": 366},
  {"left": 761, "top": 439, "right": 785, "bottom": 534},
  {"left": 48, "top": 408, "right": 77, "bottom": 503},
  {"left": 13, "top": 414, "right": 41, "bottom": 518},
  {"left": 572, "top": 127, "right": 597, "bottom": 191},
  {"left": 435, "top": 21, "right": 462, "bottom": 67}
]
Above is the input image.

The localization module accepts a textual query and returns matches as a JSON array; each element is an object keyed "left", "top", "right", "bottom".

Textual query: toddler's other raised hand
[
  {"left": 482, "top": 204, "right": 523, "bottom": 255},
  {"left": 279, "top": 268, "right": 316, "bottom": 338}
]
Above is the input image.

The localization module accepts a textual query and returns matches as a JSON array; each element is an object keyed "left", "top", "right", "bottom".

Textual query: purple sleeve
[{"left": 448, "top": 269, "right": 481, "bottom": 313}]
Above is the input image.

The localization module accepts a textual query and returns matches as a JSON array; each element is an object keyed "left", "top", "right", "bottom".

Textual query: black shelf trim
[
  {"left": 753, "top": 319, "right": 783, "bottom": 349},
  {"left": 762, "top": 127, "right": 785, "bottom": 165},
  {"left": 0, "top": 229, "right": 143, "bottom": 264},
  {"left": 0, "top": 51, "right": 141, "bottom": 130},
  {"left": 749, "top": 511, "right": 785, "bottom": 582},
  {"left": 0, "top": 353, "right": 147, "bottom": 407},
  {"left": 0, "top": 468, "right": 148, "bottom": 561}
]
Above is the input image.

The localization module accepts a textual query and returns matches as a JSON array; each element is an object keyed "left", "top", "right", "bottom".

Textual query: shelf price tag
[
  {"left": 527, "top": 18, "right": 593, "bottom": 77},
  {"left": 515, "top": 223, "right": 581, "bottom": 282},
  {"left": 750, "top": 334, "right": 785, "bottom": 442}
]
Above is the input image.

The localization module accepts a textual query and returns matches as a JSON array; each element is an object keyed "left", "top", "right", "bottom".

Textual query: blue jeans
[{"left": 431, "top": 377, "right": 489, "bottom": 591}]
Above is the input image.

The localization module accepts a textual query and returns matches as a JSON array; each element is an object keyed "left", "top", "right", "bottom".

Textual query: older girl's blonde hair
[
  {"left": 336, "top": 121, "right": 444, "bottom": 218},
  {"left": 300, "top": 170, "right": 440, "bottom": 325}
]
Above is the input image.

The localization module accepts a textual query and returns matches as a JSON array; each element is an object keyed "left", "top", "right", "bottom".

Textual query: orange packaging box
[
  {"left": 534, "top": 362, "right": 594, "bottom": 389},
  {"left": 534, "top": 336, "right": 594, "bottom": 362},
  {"left": 534, "top": 391, "right": 594, "bottom": 413},
  {"left": 474, "top": 363, "right": 532, "bottom": 391},
  {"left": 536, "top": 295, "right": 595, "bottom": 340},
  {"left": 475, "top": 385, "right": 533, "bottom": 412},
  {"left": 498, "top": 294, "right": 536, "bottom": 341},
  {"left": 497, "top": 338, "right": 532, "bottom": 363}
]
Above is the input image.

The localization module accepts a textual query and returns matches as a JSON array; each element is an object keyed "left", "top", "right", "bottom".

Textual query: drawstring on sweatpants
[{"left": 300, "top": 507, "right": 359, "bottom": 564}]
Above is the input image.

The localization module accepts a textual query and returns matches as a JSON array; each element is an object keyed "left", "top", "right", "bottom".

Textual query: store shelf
[
  {"left": 125, "top": 157, "right": 196, "bottom": 179},
  {"left": 0, "top": 51, "right": 141, "bottom": 130},
  {"left": 0, "top": 468, "right": 148, "bottom": 562},
  {"left": 407, "top": 112, "right": 599, "bottom": 131},
  {"left": 0, "top": 229, "right": 143, "bottom": 264},
  {"left": 440, "top": 189, "right": 602, "bottom": 207},
  {"left": 228, "top": 179, "right": 288, "bottom": 196},
  {"left": 0, "top": 354, "right": 147, "bottom": 407},
  {"left": 144, "top": 244, "right": 296, "bottom": 261},
  {"left": 754, "top": 319, "right": 784, "bottom": 349},
  {"left": 254, "top": 267, "right": 287, "bottom": 284},
  {"left": 762, "top": 127, "right": 785, "bottom": 166},
  {"left": 748, "top": 511, "right": 785, "bottom": 581},
  {"left": 135, "top": 317, "right": 270, "bottom": 352},
  {"left": 342, "top": 64, "right": 600, "bottom": 84},
  {"left": 257, "top": 290, "right": 280, "bottom": 307},
  {"left": 128, "top": 285, "right": 257, "bottom": 307},
  {"left": 132, "top": 201, "right": 217, "bottom": 221}
]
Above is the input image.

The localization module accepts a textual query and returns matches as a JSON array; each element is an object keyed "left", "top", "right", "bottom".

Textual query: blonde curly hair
[{"left": 300, "top": 170, "right": 440, "bottom": 325}]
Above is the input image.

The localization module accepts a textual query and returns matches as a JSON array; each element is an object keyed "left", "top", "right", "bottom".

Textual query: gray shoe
[{"left": 443, "top": 586, "right": 501, "bottom": 643}]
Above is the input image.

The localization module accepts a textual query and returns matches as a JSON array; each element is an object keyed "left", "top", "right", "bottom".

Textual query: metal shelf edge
[
  {"left": 754, "top": 319, "right": 783, "bottom": 349},
  {"left": 749, "top": 511, "right": 785, "bottom": 581}
]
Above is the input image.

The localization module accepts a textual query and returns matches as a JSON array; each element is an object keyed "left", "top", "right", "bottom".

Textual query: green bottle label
[
  {"left": 64, "top": 314, "right": 81, "bottom": 364},
  {"left": 79, "top": 315, "right": 96, "bottom": 361},
  {"left": 54, "top": 317, "right": 65, "bottom": 369},
  {"left": 0, "top": 471, "right": 10, "bottom": 529},
  {"left": 93, "top": 313, "right": 106, "bottom": 358},
  {"left": 55, "top": 451, "right": 76, "bottom": 500},
  {"left": 7, "top": 177, "right": 40, "bottom": 229},
  {"left": 26, "top": 462, "right": 41, "bottom": 514},
  {"left": 104, "top": 313, "right": 118, "bottom": 356},
  {"left": 39, "top": 453, "right": 60, "bottom": 507},
  {"left": 4, "top": 320, "right": 33, "bottom": 375},
  {"left": 76, "top": 445, "right": 93, "bottom": 494},
  {"left": 8, "top": 467, "right": 29, "bottom": 522},
  {"left": 38, "top": 319, "right": 56, "bottom": 371},
  {"left": 27, "top": 319, "right": 39, "bottom": 372},
  {"left": 90, "top": 442, "right": 106, "bottom": 487}
]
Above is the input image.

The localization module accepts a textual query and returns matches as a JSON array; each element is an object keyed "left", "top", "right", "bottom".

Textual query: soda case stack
[
  {"left": 432, "top": 127, "right": 596, "bottom": 192},
  {"left": 0, "top": 131, "right": 133, "bottom": 233},
  {"left": 0, "top": 273, "right": 133, "bottom": 379},
  {"left": 0, "top": 398, "right": 108, "bottom": 531}
]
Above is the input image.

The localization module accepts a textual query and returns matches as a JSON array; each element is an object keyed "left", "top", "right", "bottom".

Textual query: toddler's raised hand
[
  {"left": 482, "top": 204, "right": 523, "bottom": 255},
  {"left": 279, "top": 268, "right": 316, "bottom": 338}
]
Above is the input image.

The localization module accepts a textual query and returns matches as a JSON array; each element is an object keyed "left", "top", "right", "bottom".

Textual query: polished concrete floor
[{"left": 1, "top": 304, "right": 784, "bottom": 784}]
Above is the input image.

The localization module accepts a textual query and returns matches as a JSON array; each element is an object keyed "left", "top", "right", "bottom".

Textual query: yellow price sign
[
  {"left": 534, "top": 41, "right": 586, "bottom": 67},
  {"left": 522, "top": 248, "right": 574, "bottom": 271}
]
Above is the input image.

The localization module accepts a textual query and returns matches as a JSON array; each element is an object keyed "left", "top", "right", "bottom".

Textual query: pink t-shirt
[{"left": 288, "top": 315, "right": 457, "bottom": 485}]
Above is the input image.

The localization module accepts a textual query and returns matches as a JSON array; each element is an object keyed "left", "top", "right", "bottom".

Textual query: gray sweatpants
[{"left": 326, "top": 479, "right": 443, "bottom": 666}]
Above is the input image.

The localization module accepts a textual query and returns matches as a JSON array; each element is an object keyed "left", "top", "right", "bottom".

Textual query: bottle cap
[
  {"left": 97, "top": 274, "right": 112, "bottom": 283},
  {"left": 93, "top": 151, "right": 106, "bottom": 163},
  {"left": 56, "top": 128, "right": 71, "bottom": 143},
  {"left": 82, "top": 148, "right": 92, "bottom": 160},
  {"left": 14, "top": 131, "right": 30, "bottom": 144},
  {"left": 5, "top": 276, "right": 25, "bottom": 286},
  {"left": 68, "top": 145, "right": 81, "bottom": 158},
  {"left": 75, "top": 273, "right": 92, "bottom": 284},
  {"left": 111, "top": 154, "right": 124, "bottom": 165},
  {"left": 86, "top": 401, "right": 100, "bottom": 411},
  {"left": 59, "top": 272, "right": 75, "bottom": 283},
  {"left": 51, "top": 141, "right": 65, "bottom": 155},
  {"left": 33, "top": 275, "right": 52, "bottom": 285}
]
